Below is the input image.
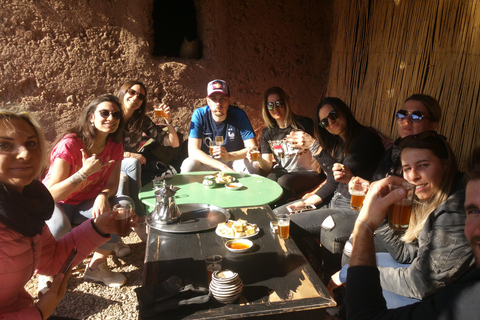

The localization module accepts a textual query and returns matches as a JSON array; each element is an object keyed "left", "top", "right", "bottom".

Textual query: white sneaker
[
  {"left": 134, "top": 221, "right": 147, "bottom": 242},
  {"left": 37, "top": 275, "right": 53, "bottom": 296},
  {"left": 83, "top": 262, "right": 126, "bottom": 287},
  {"left": 114, "top": 238, "right": 131, "bottom": 257}
]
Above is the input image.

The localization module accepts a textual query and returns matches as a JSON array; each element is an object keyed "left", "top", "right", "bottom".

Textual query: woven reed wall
[{"left": 327, "top": 0, "right": 480, "bottom": 169}]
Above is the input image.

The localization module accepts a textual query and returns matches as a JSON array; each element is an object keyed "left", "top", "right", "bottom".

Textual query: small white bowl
[
  {"left": 225, "top": 182, "right": 243, "bottom": 190},
  {"left": 225, "top": 239, "right": 253, "bottom": 253}
]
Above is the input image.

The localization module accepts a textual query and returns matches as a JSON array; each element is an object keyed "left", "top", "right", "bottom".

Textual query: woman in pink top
[
  {"left": 43, "top": 94, "right": 134, "bottom": 288},
  {"left": 0, "top": 108, "right": 130, "bottom": 319}
]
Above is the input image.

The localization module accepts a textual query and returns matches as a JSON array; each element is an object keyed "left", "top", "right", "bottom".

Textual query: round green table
[{"left": 139, "top": 171, "right": 283, "bottom": 210}]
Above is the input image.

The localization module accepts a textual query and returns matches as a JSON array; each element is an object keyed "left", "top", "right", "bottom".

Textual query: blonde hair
[
  {"left": 261, "top": 87, "right": 299, "bottom": 129},
  {"left": 0, "top": 107, "right": 48, "bottom": 178},
  {"left": 399, "top": 131, "right": 457, "bottom": 242}
]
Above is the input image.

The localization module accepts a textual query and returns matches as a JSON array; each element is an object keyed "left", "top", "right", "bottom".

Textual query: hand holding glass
[
  {"left": 388, "top": 184, "right": 416, "bottom": 231},
  {"left": 349, "top": 181, "right": 369, "bottom": 210},
  {"left": 114, "top": 203, "right": 132, "bottom": 237},
  {"left": 250, "top": 146, "right": 260, "bottom": 162}
]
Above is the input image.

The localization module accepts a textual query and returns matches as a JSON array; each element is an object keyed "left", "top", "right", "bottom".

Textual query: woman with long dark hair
[
  {"left": 116, "top": 80, "right": 179, "bottom": 242},
  {"left": 274, "top": 97, "right": 385, "bottom": 277},
  {"left": 42, "top": 94, "right": 134, "bottom": 289},
  {"left": 249, "top": 87, "right": 323, "bottom": 206},
  {"left": 276, "top": 97, "right": 384, "bottom": 230}
]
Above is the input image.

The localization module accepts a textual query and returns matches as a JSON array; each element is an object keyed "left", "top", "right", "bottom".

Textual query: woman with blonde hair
[
  {"left": 334, "top": 131, "right": 474, "bottom": 308},
  {"left": 0, "top": 107, "right": 131, "bottom": 319},
  {"left": 249, "top": 86, "right": 323, "bottom": 206}
]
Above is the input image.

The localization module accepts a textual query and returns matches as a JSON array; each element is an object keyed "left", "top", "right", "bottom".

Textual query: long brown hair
[
  {"left": 313, "top": 97, "right": 364, "bottom": 157},
  {"left": 399, "top": 131, "right": 457, "bottom": 242},
  {"left": 117, "top": 80, "right": 148, "bottom": 135},
  {"left": 59, "top": 94, "right": 124, "bottom": 149}
]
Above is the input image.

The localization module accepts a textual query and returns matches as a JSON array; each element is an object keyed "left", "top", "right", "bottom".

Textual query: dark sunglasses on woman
[
  {"left": 98, "top": 110, "right": 121, "bottom": 119},
  {"left": 395, "top": 109, "right": 431, "bottom": 123},
  {"left": 267, "top": 100, "right": 284, "bottom": 110},
  {"left": 319, "top": 110, "right": 339, "bottom": 128},
  {"left": 127, "top": 88, "right": 146, "bottom": 101}
]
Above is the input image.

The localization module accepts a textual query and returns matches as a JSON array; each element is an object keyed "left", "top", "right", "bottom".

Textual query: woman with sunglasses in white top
[
  {"left": 116, "top": 80, "right": 179, "bottom": 243},
  {"left": 274, "top": 97, "right": 385, "bottom": 278},
  {"left": 42, "top": 94, "right": 135, "bottom": 289},
  {"left": 248, "top": 87, "right": 324, "bottom": 206}
]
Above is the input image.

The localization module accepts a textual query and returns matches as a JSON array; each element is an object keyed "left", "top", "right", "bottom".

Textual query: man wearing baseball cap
[{"left": 180, "top": 79, "right": 259, "bottom": 173}]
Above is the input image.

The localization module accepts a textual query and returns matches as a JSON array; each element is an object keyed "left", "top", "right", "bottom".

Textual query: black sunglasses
[
  {"left": 267, "top": 100, "right": 284, "bottom": 110},
  {"left": 395, "top": 109, "right": 431, "bottom": 123},
  {"left": 127, "top": 88, "right": 146, "bottom": 101},
  {"left": 319, "top": 110, "right": 339, "bottom": 128},
  {"left": 98, "top": 110, "right": 121, "bottom": 120}
]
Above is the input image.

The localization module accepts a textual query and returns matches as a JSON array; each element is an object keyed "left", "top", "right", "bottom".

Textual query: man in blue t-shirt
[{"left": 181, "top": 79, "right": 259, "bottom": 173}]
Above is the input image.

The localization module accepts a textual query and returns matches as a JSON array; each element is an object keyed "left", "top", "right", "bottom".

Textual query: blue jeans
[
  {"left": 118, "top": 158, "right": 145, "bottom": 217},
  {"left": 340, "top": 252, "right": 420, "bottom": 308},
  {"left": 46, "top": 195, "right": 133, "bottom": 251}
]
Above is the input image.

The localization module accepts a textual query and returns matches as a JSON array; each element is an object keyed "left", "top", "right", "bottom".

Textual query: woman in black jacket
[{"left": 274, "top": 97, "right": 385, "bottom": 278}]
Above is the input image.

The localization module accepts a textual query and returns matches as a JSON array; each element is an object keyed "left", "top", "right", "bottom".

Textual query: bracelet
[
  {"left": 99, "top": 191, "right": 109, "bottom": 198},
  {"left": 309, "top": 139, "right": 320, "bottom": 155},
  {"left": 356, "top": 219, "right": 375, "bottom": 237},
  {"left": 77, "top": 170, "right": 88, "bottom": 181},
  {"left": 35, "top": 306, "right": 44, "bottom": 320},
  {"left": 91, "top": 219, "right": 110, "bottom": 238}
]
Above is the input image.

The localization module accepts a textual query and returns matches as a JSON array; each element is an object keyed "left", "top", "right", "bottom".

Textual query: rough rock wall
[{"left": 1, "top": 0, "right": 333, "bottom": 147}]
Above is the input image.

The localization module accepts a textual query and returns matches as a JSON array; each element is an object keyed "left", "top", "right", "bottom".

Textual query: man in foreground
[
  {"left": 346, "top": 146, "right": 480, "bottom": 319},
  {"left": 180, "top": 79, "right": 258, "bottom": 173}
]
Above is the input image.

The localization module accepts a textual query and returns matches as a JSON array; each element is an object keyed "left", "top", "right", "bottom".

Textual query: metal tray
[{"left": 147, "top": 203, "right": 231, "bottom": 233}]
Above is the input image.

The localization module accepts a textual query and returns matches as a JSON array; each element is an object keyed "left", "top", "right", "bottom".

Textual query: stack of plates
[{"left": 209, "top": 270, "right": 243, "bottom": 304}]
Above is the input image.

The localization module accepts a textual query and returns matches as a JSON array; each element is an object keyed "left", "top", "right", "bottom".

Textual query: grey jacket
[{"left": 376, "top": 172, "right": 475, "bottom": 299}]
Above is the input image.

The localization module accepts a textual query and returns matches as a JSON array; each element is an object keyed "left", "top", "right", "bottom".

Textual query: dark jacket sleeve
[
  {"left": 143, "top": 117, "right": 167, "bottom": 144},
  {"left": 347, "top": 266, "right": 480, "bottom": 320},
  {"left": 313, "top": 149, "right": 339, "bottom": 201},
  {"left": 378, "top": 186, "right": 474, "bottom": 299},
  {"left": 314, "top": 128, "right": 385, "bottom": 200}
]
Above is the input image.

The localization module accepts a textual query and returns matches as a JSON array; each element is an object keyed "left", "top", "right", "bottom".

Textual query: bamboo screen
[{"left": 326, "top": 0, "right": 480, "bottom": 169}]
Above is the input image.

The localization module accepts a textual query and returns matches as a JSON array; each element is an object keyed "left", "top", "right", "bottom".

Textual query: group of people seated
[{"left": 1, "top": 77, "right": 479, "bottom": 319}]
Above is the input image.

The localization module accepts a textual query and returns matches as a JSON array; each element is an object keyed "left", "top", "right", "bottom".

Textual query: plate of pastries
[{"left": 216, "top": 219, "right": 259, "bottom": 239}]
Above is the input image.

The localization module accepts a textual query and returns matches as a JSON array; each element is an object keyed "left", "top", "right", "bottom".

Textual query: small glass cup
[
  {"left": 388, "top": 184, "right": 416, "bottom": 231},
  {"left": 349, "top": 181, "right": 369, "bottom": 210},
  {"left": 205, "top": 254, "right": 223, "bottom": 283},
  {"left": 277, "top": 214, "right": 290, "bottom": 239},
  {"left": 114, "top": 203, "right": 132, "bottom": 237},
  {"left": 250, "top": 146, "right": 260, "bottom": 162},
  {"left": 154, "top": 106, "right": 164, "bottom": 118}
]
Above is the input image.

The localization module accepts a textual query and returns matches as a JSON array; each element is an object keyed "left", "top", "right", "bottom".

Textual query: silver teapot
[{"left": 148, "top": 180, "right": 180, "bottom": 225}]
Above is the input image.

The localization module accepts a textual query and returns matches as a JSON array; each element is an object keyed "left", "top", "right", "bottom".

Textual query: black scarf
[{"left": 0, "top": 180, "right": 54, "bottom": 237}]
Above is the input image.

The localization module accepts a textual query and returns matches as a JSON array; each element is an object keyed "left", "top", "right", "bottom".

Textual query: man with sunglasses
[
  {"left": 372, "top": 94, "right": 441, "bottom": 180},
  {"left": 345, "top": 147, "right": 480, "bottom": 320},
  {"left": 181, "top": 79, "right": 258, "bottom": 173}
]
